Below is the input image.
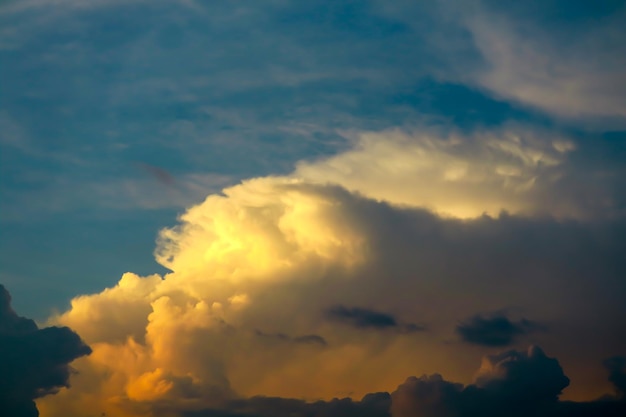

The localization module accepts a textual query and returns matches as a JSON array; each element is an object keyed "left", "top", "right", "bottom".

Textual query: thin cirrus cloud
[{"left": 464, "top": 5, "right": 626, "bottom": 123}]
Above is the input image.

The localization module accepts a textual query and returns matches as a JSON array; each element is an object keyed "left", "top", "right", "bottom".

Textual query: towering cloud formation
[
  {"left": 0, "top": 285, "right": 91, "bottom": 417},
  {"left": 33, "top": 128, "right": 626, "bottom": 416}
]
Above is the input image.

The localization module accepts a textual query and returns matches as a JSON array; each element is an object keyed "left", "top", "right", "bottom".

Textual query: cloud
[
  {"left": 456, "top": 313, "right": 543, "bottom": 347},
  {"left": 462, "top": 2, "right": 626, "bottom": 123},
  {"left": 34, "top": 169, "right": 626, "bottom": 416},
  {"left": 185, "top": 392, "right": 392, "bottom": 417},
  {"left": 326, "top": 305, "right": 425, "bottom": 333},
  {"left": 391, "top": 346, "right": 625, "bottom": 417},
  {"left": 176, "top": 347, "right": 624, "bottom": 417},
  {"left": 254, "top": 330, "right": 327, "bottom": 347},
  {"left": 327, "top": 305, "right": 398, "bottom": 329},
  {"left": 294, "top": 127, "right": 616, "bottom": 219},
  {"left": 0, "top": 284, "right": 91, "bottom": 417},
  {"left": 391, "top": 374, "right": 463, "bottom": 417},
  {"left": 0, "top": 2, "right": 624, "bottom": 414},
  {"left": 474, "top": 346, "right": 570, "bottom": 404},
  {"left": 604, "top": 356, "right": 626, "bottom": 399}
]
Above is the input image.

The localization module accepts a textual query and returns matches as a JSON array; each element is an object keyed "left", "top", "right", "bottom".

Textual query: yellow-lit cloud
[
  {"left": 37, "top": 128, "right": 624, "bottom": 416},
  {"left": 295, "top": 128, "right": 576, "bottom": 218}
]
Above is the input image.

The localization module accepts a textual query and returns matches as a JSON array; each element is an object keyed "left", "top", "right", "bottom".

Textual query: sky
[{"left": 0, "top": 0, "right": 625, "bottom": 416}]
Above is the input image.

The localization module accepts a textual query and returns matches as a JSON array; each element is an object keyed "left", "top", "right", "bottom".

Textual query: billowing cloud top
[{"left": 34, "top": 165, "right": 626, "bottom": 416}]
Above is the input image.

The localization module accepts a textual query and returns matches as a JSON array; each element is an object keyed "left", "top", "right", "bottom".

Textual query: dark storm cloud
[
  {"left": 0, "top": 285, "right": 91, "bottom": 417},
  {"left": 326, "top": 305, "right": 425, "bottom": 333},
  {"left": 456, "top": 313, "right": 543, "bottom": 347}
]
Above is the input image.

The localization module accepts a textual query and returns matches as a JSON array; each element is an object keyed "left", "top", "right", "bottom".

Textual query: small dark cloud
[
  {"left": 327, "top": 305, "right": 397, "bottom": 328},
  {"left": 326, "top": 305, "right": 425, "bottom": 333},
  {"left": 254, "top": 330, "right": 327, "bottom": 346},
  {"left": 0, "top": 284, "right": 91, "bottom": 417},
  {"left": 456, "top": 313, "right": 543, "bottom": 347}
]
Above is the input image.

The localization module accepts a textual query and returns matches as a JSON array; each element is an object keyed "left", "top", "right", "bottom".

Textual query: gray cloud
[
  {"left": 0, "top": 284, "right": 91, "bottom": 417},
  {"left": 327, "top": 305, "right": 397, "bottom": 329},
  {"left": 326, "top": 305, "right": 425, "bottom": 333},
  {"left": 456, "top": 313, "right": 543, "bottom": 347}
]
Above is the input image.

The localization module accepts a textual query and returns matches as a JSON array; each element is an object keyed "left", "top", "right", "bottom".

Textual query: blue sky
[
  {"left": 4, "top": 0, "right": 624, "bottom": 319},
  {"left": 1, "top": 1, "right": 626, "bottom": 416}
]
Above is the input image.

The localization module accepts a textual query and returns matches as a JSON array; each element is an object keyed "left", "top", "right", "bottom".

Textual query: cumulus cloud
[
  {"left": 0, "top": 284, "right": 91, "bottom": 417},
  {"left": 391, "top": 346, "right": 625, "bottom": 417},
  {"left": 35, "top": 168, "right": 626, "bottom": 416},
  {"left": 473, "top": 346, "right": 570, "bottom": 404},
  {"left": 456, "top": 313, "right": 543, "bottom": 347},
  {"left": 25, "top": 122, "right": 626, "bottom": 415}
]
